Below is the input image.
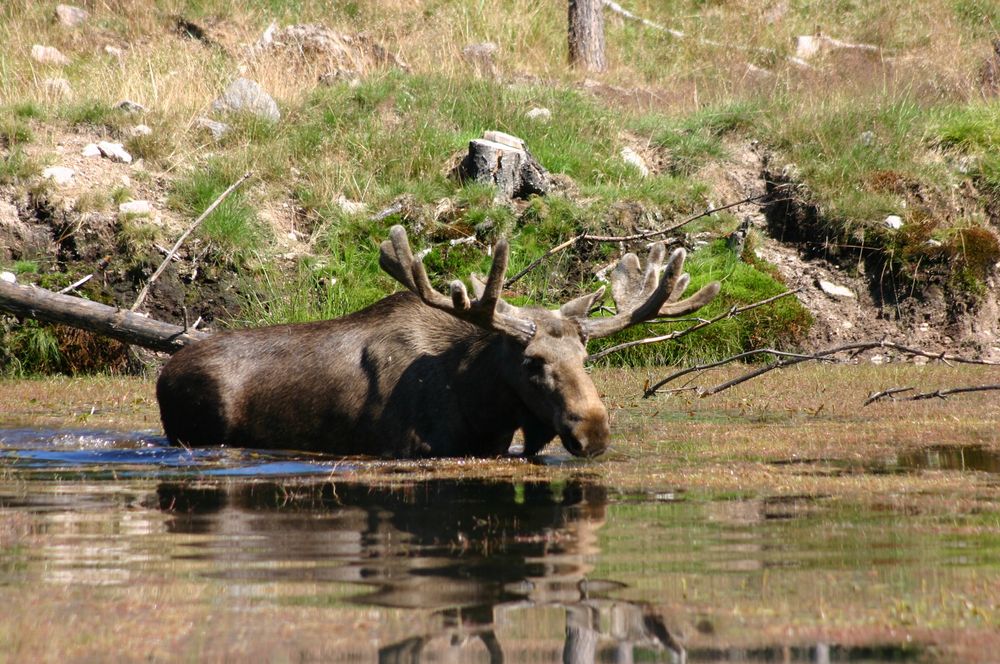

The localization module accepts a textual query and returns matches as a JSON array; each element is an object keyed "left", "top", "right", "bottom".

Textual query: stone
[
  {"left": 55, "top": 4, "right": 88, "bottom": 27},
  {"left": 859, "top": 130, "right": 876, "bottom": 146},
  {"left": 97, "top": 141, "right": 133, "bottom": 163},
  {"left": 883, "top": 214, "right": 903, "bottom": 230},
  {"left": 31, "top": 44, "right": 70, "bottom": 66},
  {"left": 818, "top": 279, "right": 855, "bottom": 299},
  {"left": 212, "top": 78, "right": 280, "bottom": 122},
  {"left": 130, "top": 124, "right": 152, "bottom": 137},
  {"left": 195, "top": 117, "right": 229, "bottom": 140},
  {"left": 115, "top": 99, "right": 146, "bottom": 113},
  {"left": 81, "top": 143, "right": 101, "bottom": 157},
  {"left": 526, "top": 107, "right": 552, "bottom": 122},
  {"left": 0, "top": 271, "right": 15, "bottom": 284},
  {"left": 43, "top": 77, "right": 72, "bottom": 97},
  {"left": 119, "top": 200, "right": 153, "bottom": 216},
  {"left": 336, "top": 195, "right": 366, "bottom": 215},
  {"left": 104, "top": 45, "right": 124, "bottom": 58},
  {"left": 620, "top": 147, "right": 650, "bottom": 177},
  {"left": 462, "top": 42, "right": 499, "bottom": 76},
  {"left": 42, "top": 166, "right": 75, "bottom": 185}
]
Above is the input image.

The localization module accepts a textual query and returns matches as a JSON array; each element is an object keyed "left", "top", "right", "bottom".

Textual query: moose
[{"left": 156, "top": 225, "right": 719, "bottom": 457}]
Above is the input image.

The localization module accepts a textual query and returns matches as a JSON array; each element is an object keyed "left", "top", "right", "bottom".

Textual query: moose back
[{"left": 156, "top": 226, "right": 719, "bottom": 458}]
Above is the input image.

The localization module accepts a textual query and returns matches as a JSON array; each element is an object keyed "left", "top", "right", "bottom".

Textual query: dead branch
[
  {"left": 57, "top": 273, "right": 93, "bottom": 295},
  {"left": 602, "top": 0, "right": 685, "bottom": 37},
  {"left": 588, "top": 289, "right": 799, "bottom": 363},
  {"left": 645, "top": 341, "right": 1000, "bottom": 399},
  {"left": 0, "top": 279, "right": 208, "bottom": 353},
  {"left": 863, "top": 386, "right": 914, "bottom": 406},
  {"left": 131, "top": 171, "right": 252, "bottom": 312},
  {"left": 505, "top": 192, "right": 779, "bottom": 286},
  {"left": 905, "top": 385, "right": 1000, "bottom": 402}
]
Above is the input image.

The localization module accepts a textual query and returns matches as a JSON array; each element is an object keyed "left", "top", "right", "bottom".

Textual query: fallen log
[{"left": 0, "top": 279, "right": 209, "bottom": 354}]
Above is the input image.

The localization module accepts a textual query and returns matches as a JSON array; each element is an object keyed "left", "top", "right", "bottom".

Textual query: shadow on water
[
  {"left": 157, "top": 479, "right": 685, "bottom": 663},
  {"left": 895, "top": 445, "right": 1000, "bottom": 473}
]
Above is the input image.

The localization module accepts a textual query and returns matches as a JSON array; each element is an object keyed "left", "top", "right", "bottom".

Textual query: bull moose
[{"left": 156, "top": 225, "right": 719, "bottom": 457}]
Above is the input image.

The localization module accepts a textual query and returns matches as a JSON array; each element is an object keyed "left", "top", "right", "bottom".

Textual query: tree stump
[{"left": 457, "top": 131, "right": 550, "bottom": 201}]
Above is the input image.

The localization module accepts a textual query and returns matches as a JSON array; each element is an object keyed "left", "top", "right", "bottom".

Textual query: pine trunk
[{"left": 568, "top": 0, "right": 607, "bottom": 72}]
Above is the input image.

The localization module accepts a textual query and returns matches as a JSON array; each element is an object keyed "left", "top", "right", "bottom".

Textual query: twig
[
  {"left": 131, "top": 171, "right": 252, "bottom": 312},
  {"left": 58, "top": 274, "right": 93, "bottom": 295},
  {"left": 505, "top": 233, "right": 586, "bottom": 286},
  {"left": 905, "top": 385, "right": 1000, "bottom": 401},
  {"left": 588, "top": 289, "right": 799, "bottom": 363},
  {"left": 602, "top": 0, "right": 685, "bottom": 38},
  {"left": 644, "top": 341, "right": 1000, "bottom": 399},
  {"left": 863, "top": 386, "right": 914, "bottom": 406},
  {"left": 505, "top": 192, "right": 780, "bottom": 287}
]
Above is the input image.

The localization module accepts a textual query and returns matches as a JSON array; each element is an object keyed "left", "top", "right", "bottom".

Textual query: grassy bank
[{"left": 1, "top": 1, "right": 998, "bottom": 374}]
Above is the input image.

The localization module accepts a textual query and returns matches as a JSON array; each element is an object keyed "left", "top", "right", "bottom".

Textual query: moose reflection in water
[{"left": 156, "top": 478, "right": 684, "bottom": 663}]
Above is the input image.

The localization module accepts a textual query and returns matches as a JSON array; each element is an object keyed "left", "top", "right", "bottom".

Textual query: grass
[
  {"left": 1, "top": 0, "right": 999, "bottom": 374},
  {"left": 168, "top": 161, "right": 267, "bottom": 264}
]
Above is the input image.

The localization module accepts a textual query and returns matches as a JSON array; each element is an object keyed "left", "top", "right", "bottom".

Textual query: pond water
[{"left": 2, "top": 427, "right": 998, "bottom": 662}]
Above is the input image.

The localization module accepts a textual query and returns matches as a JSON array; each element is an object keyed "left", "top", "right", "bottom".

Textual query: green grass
[
  {"left": 0, "top": 149, "right": 40, "bottom": 185},
  {"left": 588, "top": 240, "right": 812, "bottom": 366},
  {"left": 168, "top": 162, "right": 267, "bottom": 264}
]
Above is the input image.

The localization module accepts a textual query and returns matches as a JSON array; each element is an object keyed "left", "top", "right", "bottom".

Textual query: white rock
[
  {"left": 81, "top": 143, "right": 101, "bottom": 157},
  {"left": 195, "top": 117, "right": 229, "bottom": 140},
  {"left": 119, "top": 200, "right": 153, "bottom": 216},
  {"left": 42, "top": 166, "right": 75, "bottom": 185},
  {"left": 620, "top": 147, "right": 650, "bottom": 177},
  {"left": 130, "top": 124, "right": 152, "bottom": 137},
  {"left": 104, "top": 45, "right": 124, "bottom": 58},
  {"left": 31, "top": 44, "right": 70, "bottom": 66},
  {"left": 212, "top": 77, "right": 280, "bottom": 123},
  {"left": 97, "top": 141, "right": 132, "bottom": 163},
  {"left": 870, "top": 354, "right": 885, "bottom": 365},
  {"left": 818, "top": 279, "right": 855, "bottom": 298},
  {"left": 336, "top": 195, "right": 367, "bottom": 215},
  {"left": 115, "top": 99, "right": 145, "bottom": 113},
  {"left": 795, "top": 35, "right": 822, "bottom": 60},
  {"left": 859, "top": 130, "right": 876, "bottom": 146},
  {"left": 55, "top": 4, "right": 88, "bottom": 27},
  {"left": 526, "top": 107, "right": 552, "bottom": 122},
  {"left": 1, "top": 271, "right": 16, "bottom": 284},
  {"left": 883, "top": 214, "right": 903, "bottom": 230},
  {"left": 43, "top": 77, "right": 72, "bottom": 97}
]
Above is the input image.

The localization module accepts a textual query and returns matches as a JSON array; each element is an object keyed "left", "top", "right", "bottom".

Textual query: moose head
[{"left": 376, "top": 225, "right": 720, "bottom": 458}]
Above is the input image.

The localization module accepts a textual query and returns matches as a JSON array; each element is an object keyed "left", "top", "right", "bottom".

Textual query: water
[{"left": 1, "top": 429, "right": 997, "bottom": 662}]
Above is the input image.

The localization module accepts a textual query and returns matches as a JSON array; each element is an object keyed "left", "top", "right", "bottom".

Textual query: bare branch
[
  {"left": 906, "top": 385, "right": 1000, "bottom": 401},
  {"left": 58, "top": 273, "right": 93, "bottom": 295},
  {"left": 863, "top": 386, "right": 914, "bottom": 406},
  {"left": 504, "top": 192, "right": 781, "bottom": 287},
  {"left": 131, "top": 171, "right": 252, "bottom": 312},
  {"left": 644, "top": 340, "right": 1000, "bottom": 399},
  {"left": 588, "top": 288, "right": 799, "bottom": 363}
]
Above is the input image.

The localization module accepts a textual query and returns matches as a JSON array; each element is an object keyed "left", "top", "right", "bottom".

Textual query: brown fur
[{"left": 157, "top": 291, "right": 610, "bottom": 458}]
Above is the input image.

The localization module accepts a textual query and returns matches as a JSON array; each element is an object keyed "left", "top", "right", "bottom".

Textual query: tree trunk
[
  {"left": 0, "top": 280, "right": 208, "bottom": 354},
  {"left": 568, "top": 0, "right": 607, "bottom": 72}
]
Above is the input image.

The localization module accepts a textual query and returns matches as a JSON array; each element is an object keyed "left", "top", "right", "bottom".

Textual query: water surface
[{"left": 3, "top": 427, "right": 998, "bottom": 661}]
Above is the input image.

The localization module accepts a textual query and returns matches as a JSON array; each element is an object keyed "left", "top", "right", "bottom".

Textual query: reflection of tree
[{"left": 157, "top": 479, "right": 685, "bottom": 663}]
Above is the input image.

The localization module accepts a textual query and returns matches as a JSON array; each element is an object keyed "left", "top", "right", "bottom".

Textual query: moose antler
[
  {"left": 379, "top": 225, "right": 537, "bottom": 343},
  {"left": 580, "top": 243, "right": 720, "bottom": 339}
]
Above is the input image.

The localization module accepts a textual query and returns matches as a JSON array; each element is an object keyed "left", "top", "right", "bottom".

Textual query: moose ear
[{"left": 559, "top": 286, "right": 606, "bottom": 319}]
